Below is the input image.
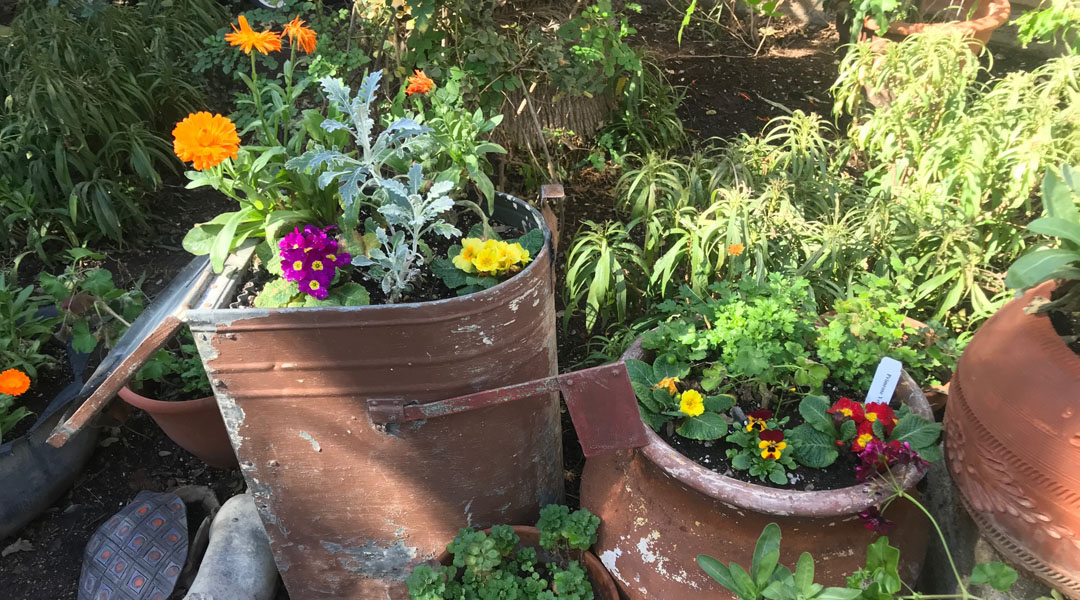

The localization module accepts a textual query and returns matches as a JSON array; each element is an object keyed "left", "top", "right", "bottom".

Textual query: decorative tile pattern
[{"left": 78, "top": 491, "right": 188, "bottom": 600}]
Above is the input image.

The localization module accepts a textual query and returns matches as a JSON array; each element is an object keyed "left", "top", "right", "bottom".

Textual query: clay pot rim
[
  {"left": 117, "top": 385, "right": 216, "bottom": 415},
  {"left": 621, "top": 336, "right": 934, "bottom": 517},
  {"left": 435, "top": 525, "right": 620, "bottom": 600},
  {"left": 189, "top": 194, "right": 552, "bottom": 317},
  {"left": 863, "top": 0, "right": 1011, "bottom": 38}
]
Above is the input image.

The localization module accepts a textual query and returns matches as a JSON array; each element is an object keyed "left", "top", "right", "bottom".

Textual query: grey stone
[{"left": 184, "top": 494, "right": 278, "bottom": 600}]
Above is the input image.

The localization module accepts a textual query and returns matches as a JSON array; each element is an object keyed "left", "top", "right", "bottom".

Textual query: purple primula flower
[
  {"left": 855, "top": 439, "right": 929, "bottom": 483},
  {"left": 277, "top": 225, "right": 352, "bottom": 299},
  {"left": 858, "top": 506, "right": 895, "bottom": 535}
]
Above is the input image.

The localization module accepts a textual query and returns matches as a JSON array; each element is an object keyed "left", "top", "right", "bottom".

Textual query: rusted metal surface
[
  {"left": 368, "top": 363, "right": 647, "bottom": 457},
  {"left": 47, "top": 256, "right": 217, "bottom": 448},
  {"left": 947, "top": 281, "right": 1080, "bottom": 597},
  {"left": 435, "top": 526, "right": 620, "bottom": 600},
  {"left": 579, "top": 337, "right": 932, "bottom": 599},
  {"left": 187, "top": 194, "right": 564, "bottom": 599}
]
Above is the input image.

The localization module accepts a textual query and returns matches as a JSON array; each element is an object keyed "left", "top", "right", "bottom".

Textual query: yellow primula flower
[
  {"left": 651, "top": 377, "right": 679, "bottom": 396},
  {"left": 472, "top": 246, "right": 500, "bottom": 274},
  {"left": 679, "top": 389, "right": 705, "bottom": 417}
]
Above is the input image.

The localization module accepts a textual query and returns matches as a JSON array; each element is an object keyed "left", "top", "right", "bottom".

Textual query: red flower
[
  {"left": 852, "top": 420, "right": 878, "bottom": 452},
  {"left": 759, "top": 429, "right": 784, "bottom": 442},
  {"left": 828, "top": 397, "right": 864, "bottom": 422},
  {"left": 745, "top": 408, "right": 774, "bottom": 432},
  {"left": 864, "top": 403, "right": 898, "bottom": 435}
]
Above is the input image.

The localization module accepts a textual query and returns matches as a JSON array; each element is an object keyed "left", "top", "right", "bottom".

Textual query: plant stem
[
  {"left": 899, "top": 490, "right": 970, "bottom": 598},
  {"left": 250, "top": 53, "right": 274, "bottom": 145}
]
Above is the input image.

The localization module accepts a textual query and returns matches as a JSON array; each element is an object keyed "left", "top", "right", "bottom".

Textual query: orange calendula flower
[
  {"left": 727, "top": 243, "right": 745, "bottom": 256},
  {"left": 651, "top": 377, "right": 680, "bottom": 396},
  {"left": 405, "top": 69, "right": 435, "bottom": 95},
  {"left": 172, "top": 112, "right": 241, "bottom": 170},
  {"left": 283, "top": 15, "right": 317, "bottom": 54},
  {"left": 225, "top": 15, "right": 282, "bottom": 55},
  {"left": 0, "top": 369, "right": 30, "bottom": 396}
]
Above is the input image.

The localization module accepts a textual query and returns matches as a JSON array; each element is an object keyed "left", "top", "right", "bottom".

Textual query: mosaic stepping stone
[{"left": 79, "top": 491, "right": 188, "bottom": 600}]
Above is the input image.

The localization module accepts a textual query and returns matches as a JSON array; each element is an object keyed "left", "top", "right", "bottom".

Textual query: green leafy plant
[
  {"left": 816, "top": 274, "right": 956, "bottom": 389},
  {"left": 38, "top": 251, "right": 144, "bottom": 355},
  {"left": 0, "top": 0, "right": 223, "bottom": 246},
  {"left": 564, "top": 221, "right": 648, "bottom": 332},
  {"left": 132, "top": 330, "right": 212, "bottom": 402},
  {"left": 625, "top": 355, "right": 734, "bottom": 436},
  {"left": 406, "top": 505, "right": 599, "bottom": 600},
  {"left": 725, "top": 415, "right": 795, "bottom": 485},
  {"left": 1005, "top": 165, "right": 1080, "bottom": 314},
  {"left": 0, "top": 270, "right": 56, "bottom": 378},
  {"left": 1014, "top": 0, "right": 1080, "bottom": 54}
]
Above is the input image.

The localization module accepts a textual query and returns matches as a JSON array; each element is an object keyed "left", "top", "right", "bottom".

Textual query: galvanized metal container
[{"left": 187, "top": 194, "right": 562, "bottom": 599}]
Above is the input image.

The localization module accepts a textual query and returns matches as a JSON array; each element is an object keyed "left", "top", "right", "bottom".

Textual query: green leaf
[
  {"left": 653, "top": 354, "right": 690, "bottom": 380},
  {"left": 71, "top": 319, "right": 97, "bottom": 354},
  {"left": 183, "top": 223, "right": 222, "bottom": 256},
  {"left": 80, "top": 269, "right": 115, "bottom": 297},
  {"left": 865, "top": 537, "right": 901, "bottom": 594},
  {"left": 431, "top": 256, "right": 468, "bottom": 290},
  {"left": 888, "top": 414, "right": 942, "bottom": 450},
  {"left": 677, "top": 413, "right": 729, "bottom": 440},
  {"left": 789, "top": 424, "right": 839, "bottom": 468},
  {"left": 253, "top": 279, "right": 299, "bottom": 308},
  {"left": 516, "top": 228, "right": 545, "bottom": 258},
  {"left": 793, "top": 552, "right": 815, "bottom": 595},
  {"left": 1006, "top": 248, "right": 1080, "bottom": 291},
  {"left": 731, "top": 452, "right": 753, "bottom": 470},
  {"left": 768, "top": 464, "right": 789, "bottom": 485},
  {"left": 751, "top": 523, "right": 782, "bottom": 590},
  {"left": 816, "top": 588, "right": 864, "bottom": 600},
  {"left": 840, "top": 419, "right": 857, "bottom": 442},
  {"left": 1027, "top": 217, "right": 1080, "bottom": 248},
  {"left": 970, "top": 562, "right": 1018, "bottom": 592},
  {"left": 329, "top": 283, "right": 370, "bottom": 306},
  {"left": 704, "top": 394, "right": 735, "bottom": 412},
  {"left": 698, "top": 555, "right": 742, "bottom": 597},
  {"left": 1042, "top": 168, "right": 1079, "bottom": 222},
  {"left": 798, "top": 395, "right": 837, "bottom": 437}
]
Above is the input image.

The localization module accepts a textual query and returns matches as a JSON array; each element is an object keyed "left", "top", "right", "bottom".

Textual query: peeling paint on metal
[
  {"left": 464, "top": 499, "right": 475, "bottom": 528},
  {"left": 299, "top": 431, "right": 322, "bottom": 452},
  {"left": 600, "top": 547, "right": 626, "bottom": 587},
  {"left": 321, "top": 539, "right": 418, "bottom": 581}
]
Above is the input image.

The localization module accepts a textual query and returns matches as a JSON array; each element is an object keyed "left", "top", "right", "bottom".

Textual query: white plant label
[{"left": 866, "top": 357, "right": 902, "bottom": 405}]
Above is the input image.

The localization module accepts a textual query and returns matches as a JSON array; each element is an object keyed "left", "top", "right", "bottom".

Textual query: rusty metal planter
[
  {"left": 186, "top": 193, "right": 562, "bottom": 599},
  {"left": 580, "top": 338, "right": 932, "bottom": 599}
]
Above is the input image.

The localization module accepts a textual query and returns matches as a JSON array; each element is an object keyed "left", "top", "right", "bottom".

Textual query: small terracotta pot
[
  {"left": 946, "top": 281, "right": 1080, "bottom": 596},
  {"left": 436, "top": 526, "right": 620, "bottom": 600},
  {"left": 863, "top": 0, "right": 1011, "bottom": 51},
  {"left": 117, "top": 386, "right": 237, "bottom": 469},
  {"left": 580, "top": 338, "right": 932, "bottom": 599}
]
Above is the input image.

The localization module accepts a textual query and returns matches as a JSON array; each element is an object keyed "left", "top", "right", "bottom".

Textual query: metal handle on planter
[{"left": 366, "top": 363, "right": 648, "bottom": 457}]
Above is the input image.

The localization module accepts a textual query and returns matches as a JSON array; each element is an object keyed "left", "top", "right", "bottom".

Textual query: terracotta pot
[
  {"left": 117, "top": 386, "right": 237, "bottom": 469},
  {"left": 863, "top": 0, "right": 1011, "bottom": 50},
  {"left": 580, "top": 338, "right": 932, "bottom": 599},
  {"left": 435, "top": 526, "right": 620, "bottom": 600},
  {"left": 946, "top": 281, "right": 1080, "bottom": 596},
  {"left": 186, "top": 193, "right": 562, "bottom": 599}
]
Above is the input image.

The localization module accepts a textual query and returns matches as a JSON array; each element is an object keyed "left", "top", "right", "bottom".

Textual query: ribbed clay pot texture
[
  {"left": 436, "top": 526, "right": 620, "bottom": 600},
  {"left": 117, "top": 386, "right": 237, "bottom": 469},
  {"left": 580, "top": 337, "right": 932, "bottom": 599},
  {"left": 946, "top": 281, "right": 1080, "bottom": 597},
  {"left": 187, "top": 193, "right": 562, "bottom": 599}
]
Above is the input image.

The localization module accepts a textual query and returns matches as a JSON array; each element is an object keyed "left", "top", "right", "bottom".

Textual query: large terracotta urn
[
  {"left": 580, "top": 339, "right": 932, "bottom": 599},
  {"left": 946, "top": 281, "right": 1080, "bottom": 596}
]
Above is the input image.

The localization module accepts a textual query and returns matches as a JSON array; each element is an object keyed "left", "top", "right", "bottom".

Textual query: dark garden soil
[{"left": 1050, "top": 283, "right": 1080, "bottom": 356}]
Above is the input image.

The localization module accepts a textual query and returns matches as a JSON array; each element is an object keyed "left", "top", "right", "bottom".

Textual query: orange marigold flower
[
  {"left": 172, "top": 112, "right": 241, "bottom": 171},
  {"left": 225, "top": 15, "right": 282, "bottom": 55},
  {"left": 283, "top": 15, "right": 317, "bottom": 54},
  {"left": 405, "top": 69, "right": 435, "bottom": 95},
  {"left": 0, "top": 369, "right": 30, "bottom": 396},
  {"left": 727, "top": 243, "right": 745, "bottom": 256}
]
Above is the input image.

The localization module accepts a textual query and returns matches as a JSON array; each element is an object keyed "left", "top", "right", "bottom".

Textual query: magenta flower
[
  {"left": 855, "top": 439, "right": 929, "bottom": 483},
  {"left": 278, "top": 225, "right": 351, "bottom": 299},
  {"left": 858, "top": 506, "right": 895, "bottom": 535}
]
